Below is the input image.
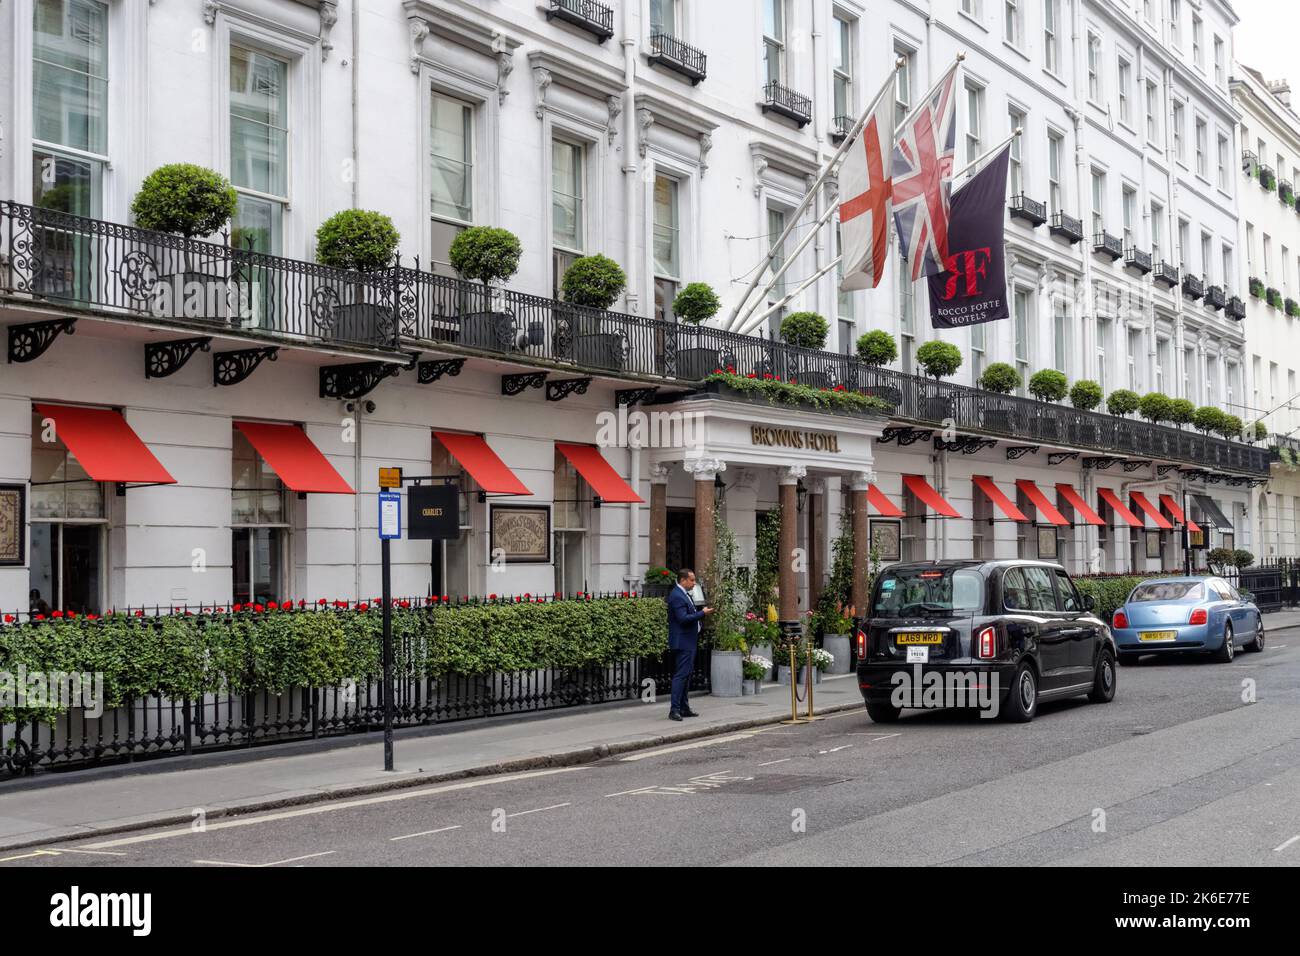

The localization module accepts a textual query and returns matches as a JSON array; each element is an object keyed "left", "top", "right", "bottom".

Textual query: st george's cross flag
[
  {"left": 892, "top": 61, "right": 959, "bottom": 282},
  {"left": 837, "top": 95, "right": 895, "bottom": 291}
]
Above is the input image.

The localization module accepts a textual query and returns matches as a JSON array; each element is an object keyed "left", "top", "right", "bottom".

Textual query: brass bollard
[{"left": 781, "top": 640, "right": 805, "bottom": 724}]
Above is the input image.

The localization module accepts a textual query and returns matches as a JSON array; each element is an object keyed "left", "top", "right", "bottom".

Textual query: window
[
  {"left": 1054, "top": 570, "right": 1083, "bottom": 612},
  {"left": 1156, "top": 337, "right": 1170, "bottom": 393},
  {"left": 1169, "top": 0, "right": 1181, "bottom": 49},
  {"left": 30, "top": 410, "right": 105, "bottom": 615},
  {"left": 1214, "top": 36, "right": 1225, "bottom": 88},
  {"left": 653, "top": 174, "right": 680, "bottom": 323},
  {"left": 551, "top": 139, "right": 584, "bottom": 297},
  {"left": 1097, "top": 318, "right": 1111, "bottom": 393},
  {"left": 963, "top": 0, "right": 980, "bottom": 14},
  {"left": 762, "top": 0, "right": 785, "bottom": 85},
  {"left": 229, "top": 46, "right": 288, "bottom": 254},
  {"left": 649, "top": 0, "right": 678, "bottom": 35},
  {"left": 1194, "top": 118, "right": 1207, "bottom": 177},
  {"left": 1264, "top": 232, "right": 1273, "bottom": 279},
  {"left": 1004, "top": 0, "right": 1020, "bottom": 45},
  {"left": 835, "top": 224, "right": 854, "bottom": 334},
  {"left": 1047, "top": 131, "right": 1064, "bottom": 214},
  {"left": 1179, "top": 218, "right": 1191, "bottom": 270},
  {"left": 1145, "top": 79, "right": 1160, "bottom": 144},
  {"left": 1008, "top": 107, "right": 1025, "bottom": 196},
  {"left": 1122, "top": 186, "right": 1136, "bottom": 247},
  {"left": 1151, "top": 201, "right": 1163, "bottom": 262},
  {"left": 1014, "top": 288, "right": 1030, "bottom": 388},
  {"left": 1043, "top": 0, "right": 1059, "bottom": 73},
  {"left": 231, "top": 428, "right": 288, "bottom": 605},
  {"left": 1217, "top": 133, "right": 1228, "bottom": 189},
  {"left": 1172, "top": 101, "right": 1184, "bottom": 161},
  {"left": 1192, "top": 15, "right": 1203, "bottom": 68},
  {"left": 1090, "top": 168, "right": 1105, "bottom": 236},
  {"left": 971, "top": 322, "right": 986, "bottom": 379},
  {"left": 1185, "top": 346, "right": 1196, "bottom": 400},
  {"left": 1284, "top": 245, "right": 1292, "bottom": 295},
  {"left": 554, "top": 450, "right": 588, "bottom": 595},
  {"left": 32, "top": 0, "right": 109, "bottom": 221},
  {"left": 1118, "top": 56, "right": 1131, "bottom": 124},
  {"left": 430, "top": 436, "right": 471, "bottom": 598},
  {"left": 1246, "top": 222, "right": 1255, "bottom": 272},
  {"left": 1087, "top": 33, "right": 1102, "bottom": 101},
  {"left": 1004, "top": 566, "right": 1057, "bottom": 612},
  {"left": 1203, "top": 232, "right": 1214, "bottom": 283},
  {"left": 431, "top": 91, "right": 473, "bottom": 271},
  {"left": 833, "top": 14, "right": 853, "bottom": 120},
  {"left": 895, "top": 45, "right": 914, "bottom": 127},
  {"left": 898, "top": 249, "right": 915, "bottom": 371},
  {"left": 965, "top": 83, "right": 984, "bottom": 166},
  {"left": 1128, "top": 328, "right": 1143, "bottom": 390},
  {"left": 765, "top": 205, "right": 787, "bottom": 334},
  {"left": 1053, "top": 301, "right": 1069, "bottom": 373},
  {"left": 1222, "top": 245, "right": 1233, "bottom": 293}
]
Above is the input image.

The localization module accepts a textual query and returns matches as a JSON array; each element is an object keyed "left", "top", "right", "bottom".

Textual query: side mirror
[{"left": 1083, "top": 595, "right": 1096, "bottom": 612}]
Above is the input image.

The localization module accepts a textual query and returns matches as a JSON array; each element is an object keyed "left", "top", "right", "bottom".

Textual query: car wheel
[
  {"left": 1089, "top": 649, "right": 1117, "bottom": 703},
  {"left": 1213, "top": 620, "right": 1235, "bottom": 663},
  {"left": 1118, "top": 652, "right": 1140, "bottom": 667},
  {"left": 1248, "top": 615, "right": 1266, "bottom": 653},
  {"left": 866, "top": 702, "right": 901, "bottom": 723},
  {"left": 1001, "top": 661, "right": 1038, "bottom": 723}
]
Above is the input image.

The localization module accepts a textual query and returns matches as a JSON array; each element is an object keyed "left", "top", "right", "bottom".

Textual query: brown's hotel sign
[{"left": 751, "top": 426, "right": 841, "bottom": 452}]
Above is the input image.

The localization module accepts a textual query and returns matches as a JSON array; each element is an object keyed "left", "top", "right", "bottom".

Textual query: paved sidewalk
[{"left": 0, "top": 673, "right": 863, "bottom": 852}]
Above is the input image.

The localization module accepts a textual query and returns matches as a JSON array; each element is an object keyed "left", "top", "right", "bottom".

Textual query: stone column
[
  {"left": 648, "top": 462, "right": 672, "bottom": 569},
  {"left": 777, "top": 464, "right": 807, "bottom": 621},
  {"left": 683, "top": 457, "right": 725, "bottom": 581},
  {"left": 850, "top": 470, "right": 873, "bottom": 616},
  {"left": 807, "top": 476, "right": 825, "bottom": 612}
]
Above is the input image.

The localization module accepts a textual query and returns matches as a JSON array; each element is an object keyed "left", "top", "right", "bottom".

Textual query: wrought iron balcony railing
[
  {"left": 1008, "top": 194, "right": 1047, "bottom": 227},
  {"left": 1182, "top": 273, "right": 1205, "bottom": 300},
  {"left": 1242, "top": 149, "right": 1259, "bottom": 175},
  {"left": 761, "top": 80, "right": 812, "bottom": 126},
  {"left": 1154, "top": 260, "right": 1180, "bottom": 288},
  {"left": 1206, "top": 285, "right": 1226, "bottom": 311},
  {"left": 1227, "top": 295, "right": 1246, "bottom": 320},
  {"left": 546, "top": 0, "right": 615, "bottom": 41},
  {"left": 1281, "top": 180, "right": 1296, "bottom": 206},
  {"left": 1048, "top": 212, "right": 1084, "bottom": 244},
  {"left": 1123, "top": 247, "right": 1153, "bottom": 274},
  {"left": 648, "top": 33, "right": 706, "bottom": 83},
  {"left": 1092, "top": 231, "right": 1123, "bottom": 261},
  {"left": 1258, "top": 163, "right": 1277, "bottom": 191},
  {"left": 829, "top": 114, "right": 854, "bottom": 145}
]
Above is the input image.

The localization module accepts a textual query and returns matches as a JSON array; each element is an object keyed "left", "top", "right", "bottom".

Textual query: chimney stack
[{"left": 1269, "top": 78, "right": 1292, "bottom": 107}]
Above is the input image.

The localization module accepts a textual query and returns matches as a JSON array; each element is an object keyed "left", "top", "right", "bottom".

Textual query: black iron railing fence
[
  {"left": 761, "top": 80, "right": 813, "bottom": 124},
  {"left": 649, "top": 32, "right": 707, "bottom": 81}
]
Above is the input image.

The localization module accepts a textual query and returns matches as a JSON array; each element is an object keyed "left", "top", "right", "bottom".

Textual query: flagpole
[
  {"left": 951, "top": 127, "right": 1021, "bottom": 185},
  {"left": 729, "top": 199, "right": 841, "bottom": 331},
  {"left": 892, "top": 53, "right": 965, "bottom": 141},
  {"left": 721, "top": 57, "right": 908, "bottom": 332},
  {"left": 735, "top": 256, "right": 844, "bottom": 337}
]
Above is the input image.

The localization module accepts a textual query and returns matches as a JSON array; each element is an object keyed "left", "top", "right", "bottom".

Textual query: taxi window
[
  {"left": 1054, "top": 570, "right": 1082, "bottom": 611},
  {"left": 1022, "top": 566, "right": 1058, "bottom": 611}
]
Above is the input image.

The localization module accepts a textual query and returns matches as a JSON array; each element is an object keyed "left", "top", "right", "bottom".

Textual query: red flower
[
  {"left": 87, "top": 613, "right": 99, "bottom": 620},
  {"left": 399, "top": 600, "right": 410, "bottom": 609},
  {"left": 358, "top": 603, "right": 370, "bottom": 612},
  {"left": 441, "top": 595, "right": 449, "bottom": 603},
  {"left": 747, "top": 372, "right": 757, "bottom": 378},
  {"left": 68, "top": 611, "right": 78, "bottom": 619},
  {"left": 184, "top": 611, "right": 194, "bottom": 617},
  {"left": 52, "top": 610, "right": 64, "bottom": 619},
  {"left": 789, "top": 378, "right": 798, "bottom": 385},
  {"left": 712, "top": 368, "right": 723, "bottom": 374},
  {"left": 489, "top": 593, "right": 497, "bottom": 600},
  {"left": 555, "top": 592, "right": 563, "bottom": 599},
  {"left": 318, "top": 598, "right": 328, "bottom": 605},
  {"left": 2, "top": 615, "right": 13, "bottom": 624},
  {"left": 621, "top": 591, "right": 629, "bottom": 598},
  {"left": 34, "top": 614, "right": 45, "bottom": 621},
  {"left": 524, "top": 592, "right": 531, "bottom": 599},
  {"left": 134, "top": 609, "right": 145, "bottom": 617},
  {"left": 515, "top": 596, "right": 522, "bottom": 603},
  {"left": 763, "top": 373, "right": 773, "bottom": 380},
  {"left": 726, "top": 366, "right": 736, "bottom": 374},
  {"left": 253, "top": 603, "right": 265, "bottom": 613}
]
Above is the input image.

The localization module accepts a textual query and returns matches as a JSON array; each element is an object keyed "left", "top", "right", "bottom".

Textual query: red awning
[
  {"left": 866, "top": 484, "right": 904, "bottom": 517},
  {"left": 1016, "top": 479, "right": 1069, "bottom": 526},
  {"left": 434, "top": 431, "right": 531, "bottom": 496},
  {"left": 903, "top": 474, "right": 960, "bottom": 518},
  {"left": 1055, "top": 483, "right": 1105, "bottom": 526},
  {"left": 34, "top": 404, "right": 175, "bottom": 485},
  {"left": 973, "top": 475, "right": 1027, "bottom": 521},
  {"left": 1158, "top": 493, "right": 1201, "bottom": 532},
  {"left": 556, "top": 444, "right": 642, "bottom": 503},
  {"left": 1097, "top": 487, "right": 1143, "bottom": 528},
  {"left": 234, "top": 421, "right": 354, "bottom": 494},
  {"left": 1130, "top": 490, "right": 1174, "bottom": 530}
]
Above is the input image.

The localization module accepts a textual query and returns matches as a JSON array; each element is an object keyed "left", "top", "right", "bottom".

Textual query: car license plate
[
  {"left": 1139, "top": 630, "right": 1177, "bottom": 642},
  {"left": 906, "top": 646, "right": 929, "bottom": 663},
  {"left": 896, "top": 632, "right": 944, "bottom": 645}
]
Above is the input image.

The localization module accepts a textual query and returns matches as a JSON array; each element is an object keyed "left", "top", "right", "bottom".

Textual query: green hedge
[
  {"left": 1073, "top": 574, "right": 1175, "bottom": 622},
  {"left": 0, "top": 598, "right": 667, "bottom": 723}
]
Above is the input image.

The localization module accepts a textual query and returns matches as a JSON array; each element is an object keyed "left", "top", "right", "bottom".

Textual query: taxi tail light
[
  {"left": 976, "top": 625, "right": 997, "bottom": 659},
  {"left": 856, "top": 629, "right": 867, "bottom": 658},
  {"left": 1189, "top": 607, "right": 1208, "bottom": 626},
  {"left": 1112, "top": 609, "right": 1129, "bottom": 629}
]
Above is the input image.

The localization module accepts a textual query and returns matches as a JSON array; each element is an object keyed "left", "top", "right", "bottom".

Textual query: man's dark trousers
[{"left": 670, "top": 643, "right": 695, "bottom": 713}]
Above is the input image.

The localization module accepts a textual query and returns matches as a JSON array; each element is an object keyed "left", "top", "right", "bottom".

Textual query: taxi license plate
[
  {"left": 896, "top": 632, "right": 944, "bottom": 645},
  {"left": 1138, "top": 630, "right": 1178, "bottom": 642}
]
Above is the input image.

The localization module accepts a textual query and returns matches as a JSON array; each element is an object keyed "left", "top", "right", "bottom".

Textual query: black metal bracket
[
  {"left": 213, "top": 347, "right": 278, "bottom": 387},
  {"left": 1006, "top": 445, "right": 1040, "bottom": 461},
  {"left": 1157, "top": 464, "right": 1181, "bottom": 477},
  {"left": 1248, "top": 477, "right": 1269, "bottom": 487},
  {"left": 502, "top": 371, "right": 547, "bottom": 396},
  {"left": 1180, "top": 468, "right": 1208, "bottom": 481},
  {"left": 546, "top": 377, "right": 592, "bottom": 402},
  {"left": 881, "top": 426, "right": 934, "bottom": 446},
  {"left": 1224, "top": 477, "right": 1248, "bottom": 486},
  {"left": 1204, "top": 473, "right": 1223, "bottom": 484},
  {"left": 8, "top": 318, "right": 76, "bottom": 363},
  {"left": 145, "top": 336, "right": 212, "bottom": 379},
  {"left": 1048, "top": 452, "right": 1079, "bottom": 466},
  {"left": 615, "top": 387, "right": 659, "bottom": 406},
  {"left": 934, "top": 436, "right": 996, "bottom": 455},
  {"left": 320, "top": 361, "right": 401, "bottom": 400},
  {"left": 417, "top": 358, "right": 466, "bottom": 384},
  {"left": 115, "top": 480, "right": 172, "bottom": 497},
  {"left": 1082, "top": 456, "right": 1120, "bottom": 470},
  {"left": 1122, "top": 459, "right": 1152, "bottom": 473}
]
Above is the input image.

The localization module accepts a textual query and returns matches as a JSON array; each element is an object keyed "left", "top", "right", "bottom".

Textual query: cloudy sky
[{"left": 1232, "top": 0, "right": 1299, "bottom": 90}]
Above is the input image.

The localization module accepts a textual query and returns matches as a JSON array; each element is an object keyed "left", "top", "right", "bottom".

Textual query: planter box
[
  {"left": 329, "top": 302, "right": 394, "bottom": 346},
  {"left": 573, "top": 332, "right": 624, "bottom": 370},
  {"left": 796, "top": 369, "right": 831, "bottom": 389},
  {"left": 740, "top": 678, "right": 763, "bottom": 696},
  {"left": 710, "top": 649, "right": 744, "bottom": 698},
  {"left": 980, "top": 407, "right": 1015, "bottom": 432},
  {"left": 676, "top": 346, "right": 721, "bottom": 380},
  {"left": 459, "top": 311, "right": 515, "bottom": 350},
  {"left": 920, "top": 395, "right": 954, "bottom": 421},
  {"left": 821, "top": 634, "right": 852, "bottom": 675}
]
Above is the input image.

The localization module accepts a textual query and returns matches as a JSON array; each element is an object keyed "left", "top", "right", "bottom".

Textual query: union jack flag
[{"left": 892, "top": 62, "right": 960, "bottom": 281}]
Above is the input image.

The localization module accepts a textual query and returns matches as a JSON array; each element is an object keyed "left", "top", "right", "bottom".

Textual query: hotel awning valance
[
  {"left": 1159, "top": 493, "right": 1200, "bottom": 532},
  {"left": 1015, "top": 480, "right": 1069, "bottom": 526},
  {"left": 434, "top": 431, "right": 531, "bottom": 496},
  {"left": 34, "top": 403, "right": 176, "bottom": 485},
  {"left": 1130, "top": 490, "right": 1173, "bottom": 530},
  {"left": 1055, "top": 483, "right": 1104, "bottom": 526},
  {"left": 235, "top": 421, "right": 354, "bottom": 494},
  {"left": 903, "top": 474, "right": 961, "bottom": 518},
  {"left": 1192, "top": 494, "right": 1232, "bottom": 530},
  {"left": 1097, "top": 487, "right": 1143, "bottom": 528},
  {"left": 556, "top": 444, "right": 641, "bottom": 503},
  {"left": 866, "top": 484, "right": 904, "bottom": 517},
  {"left": 973, "top": 475, "right": 1027, "bottom": 522}
]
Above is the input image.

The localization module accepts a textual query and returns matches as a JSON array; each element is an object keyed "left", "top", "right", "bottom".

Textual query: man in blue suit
[{"left": 666, "top": 568, "right": 712, "bottom": 721}]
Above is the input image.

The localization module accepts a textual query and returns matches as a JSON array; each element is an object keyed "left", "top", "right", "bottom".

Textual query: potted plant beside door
[
  {"left": 314, "top": 209, "right": 400, "bottom": 345},
  {"left": 704, "top": 510, "right": 745, "bottom": 698},
  {"left": 561, "top": 254, "right": 627, "bottom": 370},
  {"left": 671, "top": 282, "right": 723, "bottom": 379},
  {"left": 447, "top": 226, "right": 523, "bottom": 350}
]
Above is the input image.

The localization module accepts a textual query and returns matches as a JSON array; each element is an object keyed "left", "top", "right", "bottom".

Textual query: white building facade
[{"left": 0, "top": 0, "right": 1266, "bottom": 619}]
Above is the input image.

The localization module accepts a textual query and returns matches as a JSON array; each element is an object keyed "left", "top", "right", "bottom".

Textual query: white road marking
[
  {"left": 618, "top": 733, "right": 755, "bottom": 761},
  {"left": 604, "top": 786, "right": 658, "bottom": 797},
  {"left": 0, "top": 849, "right": 59, "bottom": 863},
  {"left": 84, "top": 767, "right": 587, "bottom": 849},
  {"left": 49, "top": 847, "right": 128, "bottom": 856},
  {"left": 757, "top": 758, "right": 791, "bottom": 767},
  {"left": 389, "top": 825, "right": 462, "bottom": 842},
  {"left": 1273, "top": 834, "right": 1300, "bottom": 853},
  {"left": 817, "top": 744, "right": 853, "bottom": 754},
  {"left": 505, "top": 802, "right": 570, "bottom": 818},
  {"left": 193, "top": 850, "right": 336, "bottom": 868}
]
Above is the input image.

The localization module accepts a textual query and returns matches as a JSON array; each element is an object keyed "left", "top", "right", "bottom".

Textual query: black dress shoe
[
  {"left": 680, "top": 708, "right": 700, "bottom": 717},
  {"left": 668, "top": 710, "right": 683, "bottom": 721}
]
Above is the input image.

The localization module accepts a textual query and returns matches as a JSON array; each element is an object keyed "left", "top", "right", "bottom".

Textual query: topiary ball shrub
[
  {"left": 1106, "top": 388, "right": 1140, "bottom": 417},
  {"left": 1138, "top": 391, "right": 1172, "bottom": 424},
  {"left": 1069, "top": 379, "right": 1103, "bottom": 411},
  {"left": 1193, "top": 405, "right": 1226, "bottom": 434},
  {"left": 978, "top": 362, "right": 1022, "bottom": 394},
  {"left": 1169, "top": 398, "right": 1195, "bottom": 427},
  {"left": 916, "top": 340, "right": 963, "bottom": 379},
  {"left": 671, "top": 282, "right": 721, "bottom": 325},
  {"left": 779, "top": 311, "right": 830, "bottom": 350},
  {"left": 1254, "top": 420, "right": 1268, "bottom": 441},
  {"left": 1029, "top": 369, "right": 1069, "bottom": 402},
  {"left": 131, "top": 163, "right": 238, "bottom": 239},
  {"left": 448, "top": 226, "right": 522, "bottom": 287},
  {"left": 856, "top": 329, "right": 898, "bottom": 367},
  {"left": 315, "top": 209, "right": 400, "bottom": 272},
  {"left": 1219, "top": 414, "right": 1244, "bottom": 440},
  {"left": 562, "top": 254, "right": 627, "bottom": 310}
]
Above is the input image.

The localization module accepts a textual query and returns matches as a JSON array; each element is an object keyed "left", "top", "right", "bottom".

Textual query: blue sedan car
[{"left": 1111, "top": 576, "right": 1265, "bottom": 664}]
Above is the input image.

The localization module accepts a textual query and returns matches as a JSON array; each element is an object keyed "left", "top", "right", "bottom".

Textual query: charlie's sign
[{"left": 751, "top": 426, "right": 841, "bottom": 452}]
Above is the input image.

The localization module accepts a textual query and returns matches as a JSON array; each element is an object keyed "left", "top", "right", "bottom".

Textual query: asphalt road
[{"left": 5, "top": 634, "right": 1299, "bottom": 867}]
